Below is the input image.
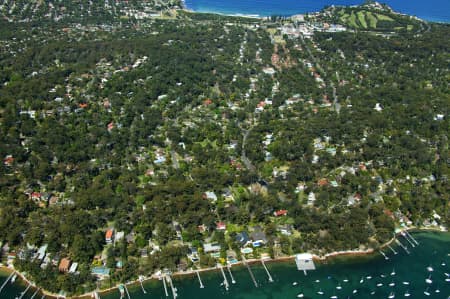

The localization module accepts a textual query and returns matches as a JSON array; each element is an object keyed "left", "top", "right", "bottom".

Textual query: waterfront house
[
  {"left": 216, "top": 222, "right": 226, "bottom": 231},
  {"left": 59, "top": 258, "right": 71, "bottom": 273},
  {"left": 235, "top": 231, "right": 250, "bottom": 247},
  {"left": 105, "top": 229, "right": 114, "bottom": 244},
  {"left": 250, "top": 227, "right": 267, "bottom": 247},
  {"left": 203, "top": 243, "right": 221, "bottom": 254},
  {"left": 274, "top": 209, "right": 288, "bottom": 217}
]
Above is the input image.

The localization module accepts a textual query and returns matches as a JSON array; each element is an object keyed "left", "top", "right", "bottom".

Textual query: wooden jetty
[
  {"left": 30, "top": 288, "right": 40, "bottom": 299},
  {"left": 166, "top": 275, "right": 178, "bottom": 299},
  {"left": 387, "top": 244, "right": 398, "bottom": 255},
  {"left": 0, "top": 271, "right": 15, "bottom": 294},
  {"left": 196, "top": 270, "right": 204, "bottom": 288},
  {"left": 162, "top": 275, "right": 169, "bottom": 297},
  {"left": 242, "top": 257, "right": 258, "bottom": 287},
  {"left": 404, "top": 230, "right": 419, "bottom": 245},
  {"left": 379, "top": 250, "right": 389, "bottom": 260},
  {"left": 395, "top": 239, "right": 410, "bottom": 254},
  {"left": 219, "top": 265, "right": 230, "bottom": 291},
  {"left": 138, "top": 276, "right": 147, "bottom": 294},
  {"left": 401, "top": 232, "right": 415, "bottom": 248},
  {"left": 227, "top": 265, "right": 236, "bottom": 284},
  {"left": 261, "top": 259, "right": 273, "bottom": 282},
  {"left": 18, "top": 282, "right": 32, "bottom": 299},
  {"left": 123, "top": 284, "right": 131, "bottom": 299}
]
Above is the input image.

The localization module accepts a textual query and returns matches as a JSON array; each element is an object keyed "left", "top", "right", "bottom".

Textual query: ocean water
[
  {"left": 184, "top": 0, "right": 450, "bottom": 23},
  {"left": 1, "top": 231, "right": 449, "bottom": 299}
]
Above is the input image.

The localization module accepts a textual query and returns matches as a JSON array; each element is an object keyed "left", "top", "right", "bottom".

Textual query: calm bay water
[
  {"left": 2, "top": 231, "right": 449, "bottom": 299},
  {"left": 184, "top": 0, "right": 450, "bottom": 23}
]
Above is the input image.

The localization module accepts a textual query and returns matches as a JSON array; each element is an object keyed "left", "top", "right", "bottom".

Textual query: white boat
[
  {"left": 391, "top": 269, "right": 396, "bottom": 276},
  {"left": 343, "top": 278, "right": 349, "bottom": 283},
  {"left": 317, "top": 289, "right": 324, "bottom": 295},
  {"left": 330, "top": 296, "right": 338, "bottom": 299},
  {"left": 404, "top": 290, "right": 410, "bottom": 297},
  {"left": 424, "top": 288, "right": 430, "bottom": 296},
  {"left": 444, "top": 272, "right": 449, "bottom": 277},
  {"left": 353, "top": 289, "right": 357, "bottom": 294},
  {"left": 381, "top": 274, "right": 387, "bottom": 278},
  {"left": 377, "top": 283, "right": 383, "bottom": 287},
  {"left": 441, "top": 262, "right": 446, "bottom": 266},
  {"left": 292, "top": 282, "right": 298, "bottom": 286},
  {"left": 366, "top": 276, "right": 372, "bottom": 279},
  {"left": 370, "top": 291, "right": 376, "bottom": 295},
  {"left": 315, "top": 279, "right": 320, "bottom": 283},
  {"left": 336, "top": 284, "right": 342, "bottom": 290},
  {"left": 425, "top": 274, "right": 432, "bottom": 284},
  {"left": 427, "top": 266, "right": 434, "bottom": 272},
  {"left": 446, "top": 278, "right": 450, "bottom": 282},
  {"left": 402, "top": 281, "right": 409, "bottom": 285},
  {"left": 389, "top": 282, "right": 395, "bottom": 287},
  {"left": 11, "top": 274, "right": 17, "bottom": 283},
  {"left": 297, "top": 294, "right": 304, "bottom": 298},
  {"left": 359, "top": 277, "right": 364, "bottom": 283},
  {"left": 435, "top": 289, "right": 440, "bottom": 293},
  {"left": 388, "top": 292, "right": 395, "bottom": 298}
]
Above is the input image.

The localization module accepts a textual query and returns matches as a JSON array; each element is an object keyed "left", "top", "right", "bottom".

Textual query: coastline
[{"left": 3, "top": 226, "right": 445, "bottom": 299}]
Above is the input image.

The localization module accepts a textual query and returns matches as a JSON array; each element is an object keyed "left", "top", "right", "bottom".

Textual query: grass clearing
[
  {"left": 357, "top": 11, "right": 368, "bottom": 28},
  {"left": 366, "top": 11, "right": 378, "bottom": 28},
  {"left": 376, "top": 14, "right": 394, "bottom": 21},
  {"left": 348, "top": 12, "right": 357, "bottom": 28}
]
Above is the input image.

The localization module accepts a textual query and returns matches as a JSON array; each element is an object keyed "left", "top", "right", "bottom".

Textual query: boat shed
[{"left": 295, "top": 253, "right": 315, "bottom": 275}]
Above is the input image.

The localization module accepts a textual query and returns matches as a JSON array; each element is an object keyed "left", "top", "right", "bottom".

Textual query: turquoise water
[
  {"left": 184, "top": 0, "right": 450, "bottom": 23},
  {"left": 1, "top": 231, "right": 449, "bottom": 299}
]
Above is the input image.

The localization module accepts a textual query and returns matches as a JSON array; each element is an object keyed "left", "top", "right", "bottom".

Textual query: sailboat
[
  {"left": 423, "top": 287, "right": 430, "bottom": 296},
  {"left": 389, "top": 281, "right": 395, "bottom": 287},
  {"left": 391, "top": 269, "right": 396, "bottom": 276},
  {"left": 292, "top": 282, "right": 298, "bottom": 286},
  {"left": 317, "top": 289, "right": 324, "bottom": 295},
  {"left": 366, "top": 275, "right": 372, "bottom": 280},
  {"left": 388, "top": 291, "right": 395, "bottom": 298},
  {"left": 426, "top": 265, "right": 434, "bottom": 272},
  {"left": 404, "top": 290, "right": 410, "bottom": 297},
  {"left": 297, "top": 293, "right": 304, "bottom": 298},
  {"left": 402, "top": 281, "right": 409, "bottom": 285},
  {"left": 343, "top": 278, "right": 349, "bottom": 283},
  {"left": 425, "top": 274, "right": 432, "bottom": 284},
  {"left": 352, "top": 289, "right": 357, "bottom": 294},
  {"left": 336, "top": 284, "right": 342, "bottom": 290},
  {"left": 376, "top": 283, "right": 383, "bottom": 287},
  {"left": 434, "top": 288, "right": 440, "bottom": 293},
  {"left": 359, "top": 277, "right": 364, "bottom": 284},
  {"left": 370, "top": 291, "right": 376, "bottom": 295},
  {"left": 330, "top": 295, "right": 338, "bottom": 299}
]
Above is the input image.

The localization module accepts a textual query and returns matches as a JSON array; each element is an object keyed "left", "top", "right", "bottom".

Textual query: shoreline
[{"left": 3, "top": 226, "right": 446, "bottom": 299}]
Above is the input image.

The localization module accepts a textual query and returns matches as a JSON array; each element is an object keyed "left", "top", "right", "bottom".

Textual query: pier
[
  {"left": 40, "top": 295, "right": 46, "bottom": 299},
  {"left": 18, "top": 282, "right": 32, "bottom": 299},
  {"left": 387, "top": 244, "right": 398, "bottom": 255},
  {"left": 30, "top": 288, "right": 40, "bottom": 299},
  {"left": 261, "top": 259, "right": 273, "bottom": 282},
  {"left": 395, "top": 239, "right": 410, "bottom": 254},
  {"left": 162, "top": 275, "right": 169, "bottom": 297},
  {"left": 124, "top": 284, "right": 131, "bottom": 299},
  {"left": 166, "top": 275, "right": 178, "bottom": 299},
  {"left": 242, "top": 257, "right": 258, "bottom": 287},
  {"left": 219, "top": 264, "right": 230, "bottom": 291},
  {"left": 379, "top": 250, "right": 389, "bottom": 260},
  {"left": 196, "top": 270, "right": 204, "bottom": 288},
  {"left": 0, "top": 271, "right": 15, "bottom": 294},
  {"left": 227, "top": 265, "right": 236, "bottom": 284}
]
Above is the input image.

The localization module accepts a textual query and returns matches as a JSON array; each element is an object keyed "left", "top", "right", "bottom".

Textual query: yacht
[
  {"left": 292, "top": 282, "right": 298, "bottom": 286},
  {"left": 425, "top": 274, "right": 432, "bottom": 284},
  {"left": 352, "top": 289, "right": 357, "bottom": 294},
  {"left": 424, "top": 287, "right": 430, "bottom": 296},
  {"left": 404, "top": 290, "right": 410, "bottom": 297},
  {"left": 390, "top": 269, "right": 396, "bottom": 276},
  {"left": 389, "top": 281, "right": 395, "bottom": 287},
  {"left": 402, "top": 281, "right": 409, "bottom": 285},
  {"left": 427, "top": 266, "right": 434, "bottom": 272},
  {"left": 343, "top": 278, "right": 349, "bottom": 283},
  {"left": 336, "top": 284, "right": 342, "bottom": 290},
  {"left": 297, "top": 293, "right": 304, "bottom": 298},
  {"left": 359, "top": 277, "right": 364, "bottom": 283},
  {"left": 366, "top": 276, "right": 372, "bottom": 280},
  {"left": 317, "top": 289, "right": 324, "bottom": 295},
  {"left": 388, "top": 291, "right": 395, "bottom": 298},
  {"left": 377, "top": 283, "right": 383, "bottom": 287}
]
